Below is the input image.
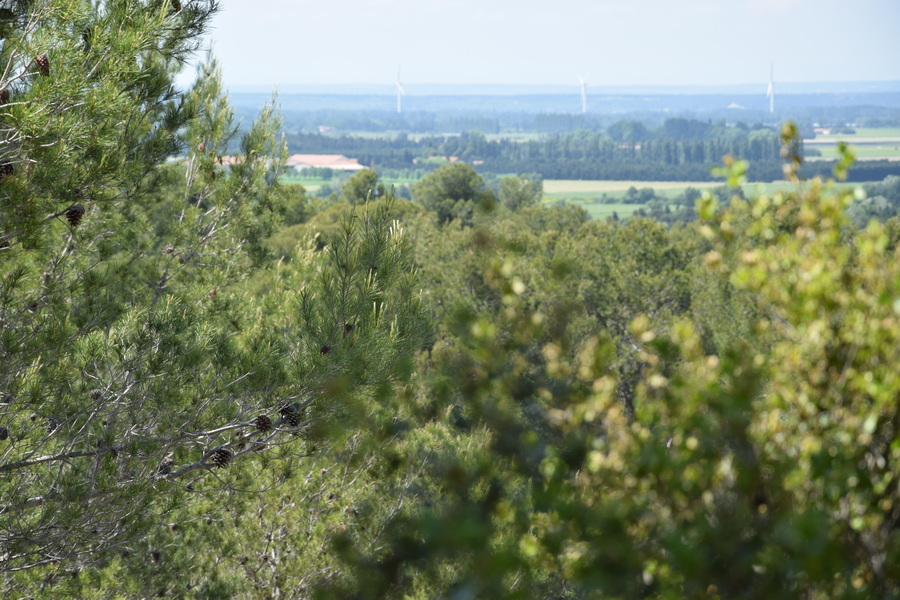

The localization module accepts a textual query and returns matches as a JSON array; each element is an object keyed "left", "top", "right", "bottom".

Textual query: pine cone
[
  {"left": 211, "top": 448, "right": 232, "bottom": 468},
  {"left": 156, "top": 459, "right": 174, "bottom": 476},
  {"left": 35, "top": 54, "right": 49, "bottom": 76},
  {"left": 0, "top": 426, "right": 8, "bottom": 441},
  {"left": 171, "top": 0, "right": 182, "bottom": 13},
  {"left": 88, "top": 388, "right": 103, "bottom": 401},
  {"left": 0, "top": 161, "right": 14, "bottom": 180},
  {"left": 343, "top": 322, "right": 355, "bottom": 337},
  {"left": 320, "top": 345, "right": 331, "bottom": 355},
  {"left": 253, "top": 415, "right": 273, "bottom": 432},
  {"left": 65, "top": 204, "right": 85, "bottom": 227},
  {"left": 280, "top": 404, "right": 300, "bottom": 427},
  {"left": 0, "top": 88, "right": 8, "bottom": 104}
]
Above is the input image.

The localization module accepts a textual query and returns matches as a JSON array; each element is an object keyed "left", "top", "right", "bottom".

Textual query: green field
[
  {"left": 284, "top": 172, "right": 868, "bottom": 220},
  {"left": 806, "top": 128, "right": 900, "bottom": 161},
  {"left": 572, "top": 202, "right": 649, "bottom": 220},
  {"left": 542, "top": 179, "right": 866, "bottom": 220},
  {"left": 544, "top": 180, "right": 720, "bottom": 195},
  {"left": 815, "top": 127, "right": 900, "bottom": 139},
  {"left": 280, "top": 171, "right": 420, "bottom": 193},
  {"left": 543, "top": 179, "right": 767, "bottom": 202},
  {"left": 812, "top": 145, "right": 900, "bottom": 160},
  {"left": 280, "top": 173, "right": 329, "bottom": 190},
  {"left": 543, "top": 179, "right": 858, "bottom": 198},
  {"left": 543, "top": 180, "right": 721, "bottom": 201}
]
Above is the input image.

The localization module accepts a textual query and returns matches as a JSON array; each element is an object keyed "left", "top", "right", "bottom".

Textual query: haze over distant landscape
[{"left": 201, "top": 0, "right": 900, "bottom": 90}]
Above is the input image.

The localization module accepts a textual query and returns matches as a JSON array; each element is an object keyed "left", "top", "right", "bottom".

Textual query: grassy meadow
[
  {"left": 815, "top": 127, "right": 900, "bottom": 138},
  {"left": 811, "top": 145, "right": 900, "bottom": 160},
  {"left": 541, "top": 179, "right": 865, "bottom": 221},
  {"left": 806, "top": 128, "right": 900, "bottom": 161},
  {"left": 543, "top": 179, "right": 720, "bottom": 198},
  {"left": 567, "top": 202, "right": 648, "bottom": 220},
  {"left": 284, "top": 172, "right": 868, "bottom": 222}
]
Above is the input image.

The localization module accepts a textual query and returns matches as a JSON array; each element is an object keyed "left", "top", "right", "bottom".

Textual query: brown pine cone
[
  {"left": 253, "top": 414, "right": 273, "bottom": 432},
  {"left": 210, "top": 448, "right": 232, "bottom": 468},
  {"left": 35, "top": 54, "right": 49, "bottom": 76},
  {"left": 65, "top": 204, "right": 85, "bottom": 227}
]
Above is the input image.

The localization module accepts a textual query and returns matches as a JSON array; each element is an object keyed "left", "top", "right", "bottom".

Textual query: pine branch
[{"left": 0, "top": 394, "right": 317, "bottom": 475}]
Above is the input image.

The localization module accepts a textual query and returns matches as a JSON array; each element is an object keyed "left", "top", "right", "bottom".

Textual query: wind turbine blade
[
  {"left": 396, "top": 64, "right": 406, "bottom": 96},
  {"left": 395, "top": 67, "right": 404, "bottom": 113},
  {"left": 578, "top": 76, "right": 587, "bottom": 113}
]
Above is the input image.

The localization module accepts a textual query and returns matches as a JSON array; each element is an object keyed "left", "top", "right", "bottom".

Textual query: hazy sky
[{"left": 203, "top": 0, "right": 900, "bottom": 87}]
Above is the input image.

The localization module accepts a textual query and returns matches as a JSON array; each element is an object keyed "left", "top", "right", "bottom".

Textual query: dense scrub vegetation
[{"left": 2, "top": 2, "right": 900, "bottom": 598}]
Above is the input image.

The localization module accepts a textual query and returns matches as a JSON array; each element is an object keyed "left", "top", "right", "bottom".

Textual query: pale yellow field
[{"left": 543, "top": 180, "right": 722, "bottom": 194}]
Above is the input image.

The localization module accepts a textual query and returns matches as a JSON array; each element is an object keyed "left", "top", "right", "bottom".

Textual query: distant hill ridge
[
  {"left": 226, "top": 81, "right": 900, "bottom": 96},
  {"left": 226, "top": 90, "right": 900, "bottom": 115}
]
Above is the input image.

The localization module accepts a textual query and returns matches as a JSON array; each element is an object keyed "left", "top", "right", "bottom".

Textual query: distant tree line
[
  {"left": 249, "top": 104, "right": 900, "bottom": 136},
  {"left": 285, "top": 120, "right": 900, "bottom": 182}
]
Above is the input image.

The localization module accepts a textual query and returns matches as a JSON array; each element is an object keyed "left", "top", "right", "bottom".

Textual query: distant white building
[{"left": 286, "top": 154, "right": 366, "bottom": 171}]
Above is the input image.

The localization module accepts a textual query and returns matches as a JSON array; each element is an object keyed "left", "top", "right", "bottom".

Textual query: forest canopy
[{"left": 1, "top": 2, "right": 899, "bottom": 598}]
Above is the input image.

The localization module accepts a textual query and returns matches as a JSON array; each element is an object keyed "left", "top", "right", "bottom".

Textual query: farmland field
[
  {"left": 543, "top": 180, "right": 726, "bottom": 203},
  {"left": 543, "top": 179, "right": 858, "bottom": 198},
  {"left": 543, "top": 180, "right": 721, "bottom": 195},
  {"left": 283, "top": 172, "right": 868, "bottom": 221},
  {"left": 810, "top": 145, "right": 900, "bottom": 160},
  {"left": 565, "top": 202, "right": 651, "bottom": 220},
  {"left": 543, "top": 179, "right": 865, "bottom": 221},
  {"left": 806, "top": 128, "right": 900, "bottom": 161},
  {"left": 737, "top": 180, "right": 862, "bottom": 198},
  {"left": 814, "top": 127, "right": 900, "bottom": 139},
  {"left": 280, "top": 173, "right": 329, "bottom": 190},
  {"left": 280, "top": 171, "right": 420, "bottom": 193}
]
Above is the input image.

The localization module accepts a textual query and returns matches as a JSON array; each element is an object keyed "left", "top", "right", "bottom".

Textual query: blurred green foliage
[{"left": 311, "top": 140, "right": 900, "bottom": 599}]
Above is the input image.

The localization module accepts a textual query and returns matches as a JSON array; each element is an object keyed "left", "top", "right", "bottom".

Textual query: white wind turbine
[
  {"left": 578, "top": 75, "right": 588, "bottom": 114},
  {"left": 767, "top": 64, "right": 775, "bottom": 114},
  {"left": 396, "top": 66, "right": 405, "bottom": 114}
]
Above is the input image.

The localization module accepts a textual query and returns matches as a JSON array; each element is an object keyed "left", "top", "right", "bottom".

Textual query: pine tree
[{"left": 0, "top": 1, "right": 429, "bottom": 585}]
